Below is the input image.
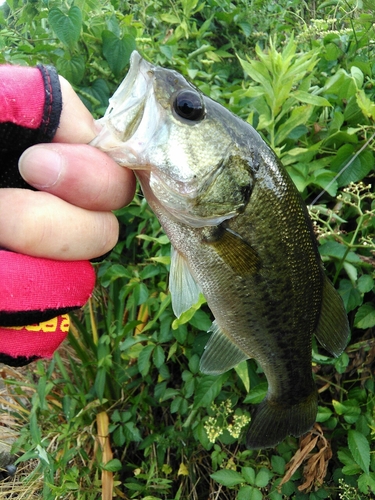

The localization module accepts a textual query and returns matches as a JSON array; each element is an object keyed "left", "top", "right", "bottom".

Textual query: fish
[{"left": 91, "top": 51, "right": 350, "bottom": 449}]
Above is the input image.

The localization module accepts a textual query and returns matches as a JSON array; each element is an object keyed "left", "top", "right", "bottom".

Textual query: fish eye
[{"left": 173, "top": 89, "right": 205, "bottom": 122}]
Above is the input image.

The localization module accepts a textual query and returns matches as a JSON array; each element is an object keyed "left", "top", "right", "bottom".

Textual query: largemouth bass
[{"left": 92, "top": 51, "right": 350, "bottom": 449}]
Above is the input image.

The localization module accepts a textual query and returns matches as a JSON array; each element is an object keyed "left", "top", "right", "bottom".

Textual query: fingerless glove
[{"left": 0, "top": 64, "right": 95, "bottom": 366}]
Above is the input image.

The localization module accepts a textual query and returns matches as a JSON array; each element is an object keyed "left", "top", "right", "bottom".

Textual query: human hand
[
  {"left": 0, "top": 69, "right": 135, "bottom": 365},
  {"left": 0, "top": 76, "right": 136, "bottom": 261}
]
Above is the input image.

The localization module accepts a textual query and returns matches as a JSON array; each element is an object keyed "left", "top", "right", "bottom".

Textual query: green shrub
[{"left": 0, "top": 0, "right": 374, "bottom": 498}]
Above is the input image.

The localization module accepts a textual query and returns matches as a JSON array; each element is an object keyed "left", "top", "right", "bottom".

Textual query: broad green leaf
[
  {"left": 322, "top": 69, "right": 357, "bottom": 100},
  {"left": 160, "top": 13, "right": 180, "bottom": 23},
  {"left": 294, "top": 90, "right": 331, "bottom": 107},
  {"left": 193, "top": 374, "right": 227, "bottom": 410},
  {"left": 138, "top": 344, "right": 155, "bottom": 377},
  {"left": 243, "top": 382, "right": 268, "bottom": 404},
  {"left": 271, "top": 455, "right": 286, "bottom": 475},
  {"left": 255, "top": 467, "right": 272, "bottom": 487},
  {"left": 354, "top": 303, "right": 375, "bottom": 329},
  {"left": 319, "top": 241, "right": 360, "bottom": 263},
  {"left": 348, "top": 430, "right": 370, "bottom": 474},
  {"left": 172, "top": 294, "right": 206, "bottom": 329},
  {"left": 241, "top": 466, "right": 255, "bottom": 485},
  {"left": 124, "top": 421, "right": 142, "bottom": 442},
  {"left": 358, "top": 472, "right": 375, "bottom": 495},
  {"left": 48, "top": 6, "right": 82, "bottom": 50},
  {"left": 330, "top": 144, "right": 374, "bottom": 187},
  {"left": 356, "top": 89, "right": 375, "bottom": 120},
  {"left": 210, "top": 469, "right": 244, "bottom": 487},
  {"left": 351, "top": 65, "right": 364, "bottom": 87},
  {"left": 342, "top": 464, "right": 363, "bottom": 475},
  {"left": 357, "top": 275, "right": 374, "bottom": 294},
  {"left": 94, "top": 368, "right": 106, "bottom": 401},
  {"left": 316, "top": 406, "right": 332, "bottom": 423},
  {"left": 274, "top": 105, "right": 312, "bottom": 145},
  {"left": 238, "top": 486, "right": 263, "bottom": 500},
  {"left": 343, "top": 261, "right": 358, "bottom": 283},
  {"left": 57, "top": 55, "right": 85, "bottom": 85},
  {"left": 101, "top": 458, "right": 122, "bottom": 472},
  {"left": 238, "top": 57, "right": 274, "bottom": 101},
  {"left": 234, "top": 360, "right": 250, "bottom": 392},
  {"left": 102, "top": 30, "right": 136, "bottom": 78},
  {"left": 152, "top": 345, "right": 165, "bottom": 368},
  {"left": 332, "top": 400, "right": 361, "bottom": 423},
  {"left": 338, "top": 279, "right": 363, "bottom": 313},
  {"left": 338, "top": 448, "right": 356, "bottom": 467}
]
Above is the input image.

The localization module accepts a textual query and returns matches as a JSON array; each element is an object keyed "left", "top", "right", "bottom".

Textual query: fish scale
[{"left": 92, "top": 51, "right": 350, "bottom": 449}]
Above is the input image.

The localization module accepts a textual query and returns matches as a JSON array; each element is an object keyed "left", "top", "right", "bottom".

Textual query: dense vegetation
[{"left": 0, "top": 0, "right": 374, "bottom": 498}]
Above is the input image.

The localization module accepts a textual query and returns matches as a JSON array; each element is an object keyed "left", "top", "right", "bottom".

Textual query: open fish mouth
[{"left": 91, "top": 52, "right": 158, "bottom": 167}]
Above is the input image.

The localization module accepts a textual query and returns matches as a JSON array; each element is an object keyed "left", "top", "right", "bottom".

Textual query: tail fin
[{"left": 246, "top": 391, "right": 318, "bottom": 450}]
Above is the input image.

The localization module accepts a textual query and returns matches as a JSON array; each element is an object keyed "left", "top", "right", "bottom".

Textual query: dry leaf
[{"left": 279, "top": 424, "right": 332, "bottom": 493}]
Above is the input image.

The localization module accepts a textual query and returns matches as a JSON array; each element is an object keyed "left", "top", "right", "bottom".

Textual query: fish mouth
[{"left": 91, "top": 51, "right": 158, "bottom": 166}]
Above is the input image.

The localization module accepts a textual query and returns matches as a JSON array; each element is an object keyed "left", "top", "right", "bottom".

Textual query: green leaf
[
  {"left": 138, "top": 344, "right": 154, "bottom": 377},
  {"left": 193, "top": 374, "right": 227, "bottom": 410},
  {"left": 294, "top": 90, "right": 331, "bottom": 107},
  {"left": 160, "top": 13, "right": 180, "bottom": 24},
  {"left": 172, "top": 294, "right": 206, "bottom": 329},
  {"left": 338, "top": 279, "right": 363, "bottom": 312},
  {"left": 358, "top": 472, "right": 375, "bottom": 495},
  {"left": 152, "top": 345, "right": 165, "bottom": 368},
  {"left": 356, "top": 89, "right": 375, "bottom": 120},
  {"left": 243, "top": 382, "right": 268, "bottom": 404},
  {"left": 332, "top": 400, "right": 361, "bottom": 423},
  {"left": 48, "top": 6, "right": 82, "bottom": 50},
  {"left": 348, "top": 429, "right": 370, "bottom": 474},
  {"left": 57, "top": 55, "right": 85, "bottom": 85},
  {"left": 234, "top": 360, "right": 250, "bottom": 392},
  {"left": 102, "top": 30, "right": 136, "bottom": 78},
  {"left": 357, "top": 275, "right": 374, "bottom": 294},
  {"left": 241, "top": 466, "right": 255, "bottom": 485},
  {"left": 124, "top": 421, "right": 142, "bottom": 442},
  {"left": 330, "top": 145, "right": 374, "bottom": 187},
  {"left": 271, "top": 455, "right": 286, "bottom": 475},
  {"left": 274, "top": 105, "right": 312, "bottom": 145},
  {"left": 355, "top": 303, "right": 375, "bottom": 329},
  {"left": 101, "top": 458, "right": 122, "bottom": 472},
  {"left": 94, "top": 368, "right": 106, "bottom": 401},
  {"left": 210, "top": 469, "right": 244, "bottom": 487},
  {"left": 238, "top": 485, "right": 263, "bottom": 500},
  {"left": 255, "top": 467, "right": 272, "bottom": 487}
]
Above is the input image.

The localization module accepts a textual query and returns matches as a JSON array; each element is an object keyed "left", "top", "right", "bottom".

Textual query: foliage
[{"left": 0, "top": 0, "right": 374, "bottom": 499}]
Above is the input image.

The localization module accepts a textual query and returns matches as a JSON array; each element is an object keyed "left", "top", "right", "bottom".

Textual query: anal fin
[{"left": 200, "top": 320, "right": 249, "bottom": 375}]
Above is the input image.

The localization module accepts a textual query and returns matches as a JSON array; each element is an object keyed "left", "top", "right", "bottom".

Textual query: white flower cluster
[{"left": 204, "top": 400, "right": 251, "bottom": 444}]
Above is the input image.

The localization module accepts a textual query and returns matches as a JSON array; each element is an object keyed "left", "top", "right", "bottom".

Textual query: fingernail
[{"left": 19, "top": 147, "right": 63, "bottom": 188}]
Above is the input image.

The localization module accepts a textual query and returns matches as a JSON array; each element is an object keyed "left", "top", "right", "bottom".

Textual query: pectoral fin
[
  {"left": 200, "top": 320, "right": 249, "bottom": 375},
  {"left": 210, "top": 227, "right": 261, "bottom": 276},
  {"left": 315, "top": 276, "right": 350, "bottom": 357},
  {"left": 169, "top": 246, "right": 202, "bottom": 318}
]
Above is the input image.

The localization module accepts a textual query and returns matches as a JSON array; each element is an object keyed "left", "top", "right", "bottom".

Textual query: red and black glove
[{"left": 0, "top": 64, "right": 95, "bottom": 366}]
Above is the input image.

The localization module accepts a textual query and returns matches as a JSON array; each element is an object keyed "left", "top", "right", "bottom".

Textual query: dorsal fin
[{"left": 315, "top": 276, "right": 350, "bottom": 357}]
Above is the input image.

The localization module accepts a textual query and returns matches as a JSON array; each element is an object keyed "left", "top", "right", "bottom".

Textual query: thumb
[{"left": 53, "top": 76, "right": 98, "bottom": 144}]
